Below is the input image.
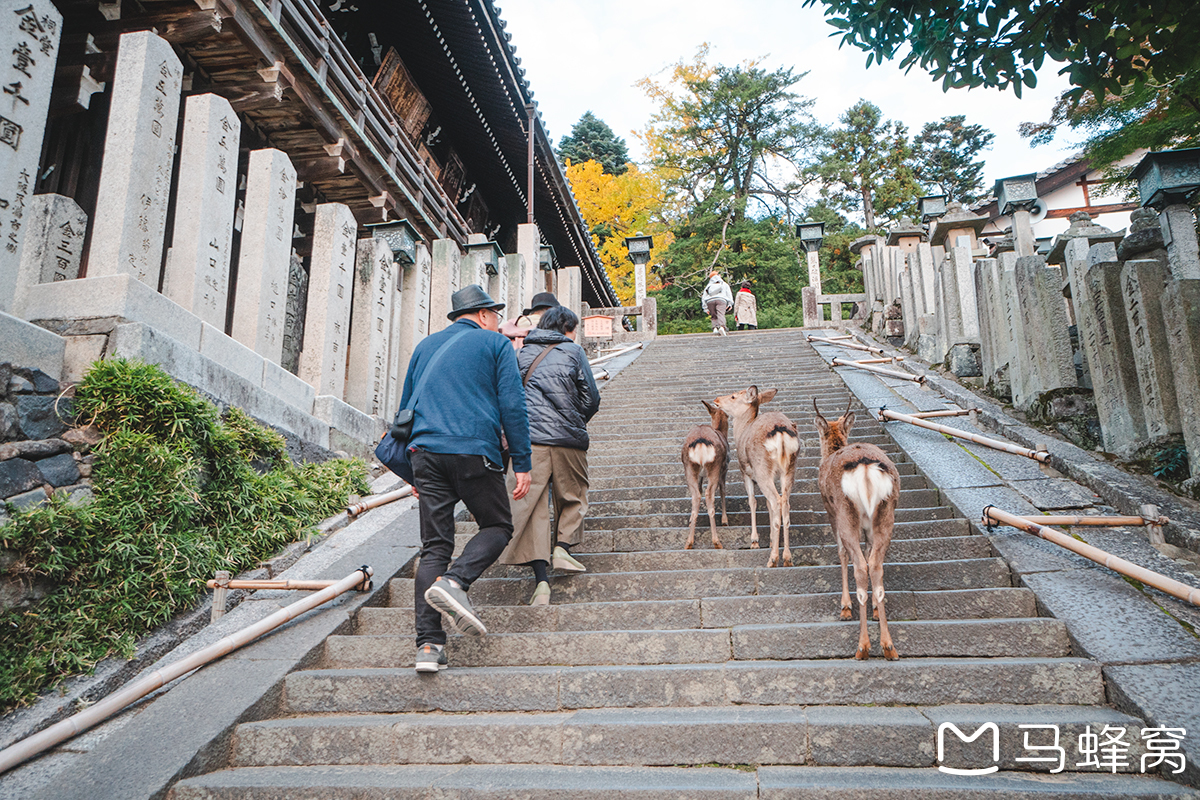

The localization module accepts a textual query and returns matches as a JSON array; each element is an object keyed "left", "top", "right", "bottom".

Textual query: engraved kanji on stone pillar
[
  {"left": 162, "top": 93, "right": 240, "bottom": 327},
  {"left": 1122, "top": 258, "right": 1181, "bottom": 442},
  {"left": 88, "top": 31, "right": 181, "bottom": 288},
  {"left": 0, "top": 0, "right": 62, "bottom": 314},
  {"left": 346, "top": 236, "right": 395, "bottom": 416},
  {"left": 299, "top": 203, "right": 357, "bottom": 397},
  {"left": 231, "top": 148, "right": 296, "bottom": 363},
  {"left": 395, "top": 241, "right": 431, "bottom": 388},
  {"left": 428, "top": 238, "right": 461, "bottom": 335},
  {"left": 504, "top": 253, "right": 525, "bottom": 321},
  {"left": 11, "top": 193, "right": 85, "bottom": 313},
  {"left": 384, "top": 270, "right": 404, "bottom": 417},
  {"left": 280, "top": 250, "right": 307, "bottom": 375}
]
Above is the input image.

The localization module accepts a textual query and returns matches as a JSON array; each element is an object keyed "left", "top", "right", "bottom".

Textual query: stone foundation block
[
  {"left": 0, "top": 312, "right": 65, "bottom": 382},
  {"left": 199, "top": 323, "right": 266, "bottom": 386},
  {"left": 262, "top": 360, "right": 315, "bottom": 415},
  {"left": 23, "top": 274, "right": 203, "bottom": 350}
]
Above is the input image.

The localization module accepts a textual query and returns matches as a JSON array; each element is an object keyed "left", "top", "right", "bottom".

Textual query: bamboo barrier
[
  {"left": 588, "top": 342, "right": 643, "bottom": 367},
  {"left": 831, "top": 357, "right": 925, "bottom": 383},
  {"left": 204, "top": 578, "right": 349, "bottom": 591},
  {"left": 347, "top": 485, "right": 414, "bottom": 516},
  {"left": 593, "top": 369, "right": 610, "bottom": 381},
  {"left": 1008, "top": 514, "right": 1167, "bottom": 528},
  {"left": 982, "top": 506, "right": 1199, "bottom": 607},
  {"left": 878, "top": 407, "right": 1050, "bottom": 462},
  {"left": 851, "top": 356, "right": 903, "bottom": 365},
  {"left": 806, "top": 337, "right": 885, "bottom": 356},
  {"left": 0, "top": 566, "right": 374, "bottom": 776},
  {"left": 909, "top": 409, "right": 976, "bottom": 419}
]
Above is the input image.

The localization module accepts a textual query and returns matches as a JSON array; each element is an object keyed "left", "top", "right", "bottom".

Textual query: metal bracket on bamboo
[
  {"left": 0, "top": 565, "right": 376, "bottom": 776},
  {"left": 878, "top": 407, "right": 1049, "bottom": 462},
  {"left": 982, "top": 506, "right": 1197, "bottom": 606},
  {"left": 806, "top": 336, "right": 885, "bottom": 356},
  {"left": 831, "top": 357, "right": 924, "bottom": 383},
  {"left": 347, "top": 484, "right": 414, "bottom": 516}
]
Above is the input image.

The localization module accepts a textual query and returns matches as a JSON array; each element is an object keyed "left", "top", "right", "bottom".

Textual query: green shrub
[{"left": 0, "top": 359, "right": 368, "bottom": 711}]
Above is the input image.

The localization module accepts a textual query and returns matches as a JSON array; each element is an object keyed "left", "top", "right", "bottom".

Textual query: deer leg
[
  {"left": 847, "top": 545, "right": 872, "bottom": 659},
  {"left": 837, "top": 537, "right": 853, "bottom": 620},
  {"left": 705, "top": 470, "right": 721, "bottom": 549},
  {"left": 685, "top": 472, "right": 700, "bottom": 550},
  {"left": 779, "top": 473, "right": 793, "bottom": 568},
  {"left": 869, "top": 546, "right": 898, "bottom": 660},
  {"left": 744, "top": 473, "right": 759, "bottom": 549},
  {"left": 719, "top": 464, "right": 728, "bottom": 525},
  {"left": 762, "top": 482, "right": 782, "bottom": 567}
]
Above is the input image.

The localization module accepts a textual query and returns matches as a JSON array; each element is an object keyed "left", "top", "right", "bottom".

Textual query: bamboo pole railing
[
  {"left": 205, "top": 578, "right": 345, "bottom": 591},
  {"left": 0, "top": 566, "right": 374, "bottom": 776},
  {"left": 982, "top": 507, "right": 1198, "bottom": 606},
  {"left": 806, "top": 336, "right": 885, "bottom": 356},
  {"left": 909, "top": 409, "right": 976, "bottom": 419},
  {"left": 831, "top": 357, "right": 925, "bottom": 383},
  {"left": 589, "top": 342, "right": 643, "bottom": 367},
  {"left": 347, "top": 485, "right": 414, "bottom": 516},
  {"left": 879, "top": 408, "right": 1049, "bottom": 462},
  {"left": 1010, "top": 515, "right": 1167, "bottom": 528},
  {"left": 850, "top": 356, "right": 903, "bottom": 365}
]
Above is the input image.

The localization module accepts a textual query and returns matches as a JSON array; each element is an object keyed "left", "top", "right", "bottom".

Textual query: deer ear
[
  {"left": 814, "top": 413, "right": 829, "bottom": 436},
  {"left": 701, "top": 399, "right": 717, "bottom": 415},
  {"left": 745, "top": 385, "right": 758, "bottom": 402},
  {"left": 841, "top": 410, "right": 856, "bottom": 432},
  {"left": 758, "top": 388, "right": 778, "bottom": 404}
]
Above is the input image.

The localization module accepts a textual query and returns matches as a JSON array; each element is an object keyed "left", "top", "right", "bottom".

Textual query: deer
[
  {"left": 814, "top": 398, "right": 901, "bottom": 661},
  {"left": 682, "top": 400, "right": 730, "bottom": 550},
  {"left": 713, "top": 386, "right": 799, "bottom": 567}
]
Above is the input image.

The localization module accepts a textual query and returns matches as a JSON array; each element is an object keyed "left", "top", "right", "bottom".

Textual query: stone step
[
  {"left": 389, "top": 557, "right": 1012, "bottom": 606},
  {"left": 280, "top": 657, "right": 1105, "bottom": 715},
  {"left": 224, "top": 704, "right": 1149, "bottom": 772},
  {"left": 757, "top": 766, "right": 1197, "bottom": 797},
  {"left": 322, "top": 618, "right": 1069, "bottom": 669},
  {"left": 170, "top": 764, "right": 760, "bottom": 798},
  {"left": 587, "top": 472, "right": 926, "bottom": 500},
  {"left": 480, "top": 535, "right": 994, "bottom": 578},
  {"left": 586, "top": 459, "right": 924, "bottom": 484},
  {"left": 581, "top": 503, "right": 957, "bottom": 531},
  {"left": 365, "top": 587, "right": 1038, "bottom": 634},
  {"left": 449, "top": 516, "right": 975, "bottom": 556},
  {"left": 581, "top": 487, "right": 941, "bottom": 517}
]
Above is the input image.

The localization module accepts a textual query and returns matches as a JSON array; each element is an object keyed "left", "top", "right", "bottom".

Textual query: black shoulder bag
[{"left": 375, "top": 327, "right": 470, "bottom": 483}]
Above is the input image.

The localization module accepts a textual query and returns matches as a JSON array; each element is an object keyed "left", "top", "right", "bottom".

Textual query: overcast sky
[{"left": 499, "top": 0, "right": 1078, "bottom": 188}]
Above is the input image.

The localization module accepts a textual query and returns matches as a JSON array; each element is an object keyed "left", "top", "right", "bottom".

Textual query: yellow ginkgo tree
[{"left": 565, "top": 158, "right": 673, "bottom": 306}]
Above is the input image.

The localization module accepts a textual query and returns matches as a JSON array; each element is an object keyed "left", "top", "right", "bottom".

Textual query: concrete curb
[{"left": 0, "top": 472, "right": 422, "bottom": 800}]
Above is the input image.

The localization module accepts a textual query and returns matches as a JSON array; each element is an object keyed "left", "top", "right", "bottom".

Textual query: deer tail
[
  {"left": 685, "top": 441, "right": 718, "bottom": 467},
  {"left": 840, "top": 460, "right": 893, "bottom": 528}
]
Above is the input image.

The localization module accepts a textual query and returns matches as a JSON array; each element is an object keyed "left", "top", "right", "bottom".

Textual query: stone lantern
[
  {"left": 1132, "top": 148, "right": 1200, "bottom": 279},
  {"left": 367, "top": 218, "right": 421, "bottom": 265}
]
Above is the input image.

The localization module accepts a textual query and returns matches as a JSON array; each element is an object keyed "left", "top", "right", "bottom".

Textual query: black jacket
[{"left": 517, "top": 328, "right": 601, "bottom": 450}]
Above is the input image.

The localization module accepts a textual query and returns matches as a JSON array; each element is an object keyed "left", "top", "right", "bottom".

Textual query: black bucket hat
[
  {"left": 448, "top": 284, "right": 505, "bottom": 320},
  {"left": 523, "top": 291, "right": 561, "bottom": 316}
]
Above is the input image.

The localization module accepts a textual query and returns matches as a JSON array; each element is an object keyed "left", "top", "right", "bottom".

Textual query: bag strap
[
  {"left": 522, "top": 343, "right": 561, "bottom": 387},
  {"left": 398, "top": 326, "right": 471, "bottom": 419}
]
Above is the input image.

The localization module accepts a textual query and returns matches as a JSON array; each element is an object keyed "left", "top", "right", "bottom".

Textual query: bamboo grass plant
[{"left": 0, "top": 359, "right": 368, "bottom": 711}]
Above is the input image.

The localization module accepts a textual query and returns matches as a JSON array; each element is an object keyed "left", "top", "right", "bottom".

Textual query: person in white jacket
[{"left": 700, "top": 272, "right": 734, "bottom": 336}]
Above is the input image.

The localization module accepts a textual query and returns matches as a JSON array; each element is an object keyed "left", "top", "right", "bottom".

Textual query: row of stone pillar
[{"left": 1, "top": 24, "right": 584, "bottom": 426}]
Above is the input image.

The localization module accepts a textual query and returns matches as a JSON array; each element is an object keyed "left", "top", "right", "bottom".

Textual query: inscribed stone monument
[
  {"left": 346, "top": 236, "right": 394, "bottom": 417},
  {"left": 1159, "top": 279, "right": 1200, "bottom": 486},
  {"left": 280, "top": 250, "right": 307, "bottom": 374},
  {"left": 163, "top": 93, "right": 240, "bottom": 328},
  {"left": 299, "top": 203, "right": 357, "bottom": 397},
  {"left": 11, "top": 193, "right": 86, "bottom": 313},
  {"left": 1121, "top": 259, "right": 1180, "bottom": 441},
  {"left": 88, "top": 31, "right": 182, "bottom": 288},
  {"left": 0, "top": 0, "right": 61, "bottom": 315},
  {"left": 504, "top": 253, "right": 525, "bottom": 321},
  {"left": 428, "top": 238, "right": 460, "bottom": 335},
  {"left": 395, "top": 242, "right": 431, "bottom": 387},
  {"left": 231, "top": 148, "right": 296, "bottom": 363}
]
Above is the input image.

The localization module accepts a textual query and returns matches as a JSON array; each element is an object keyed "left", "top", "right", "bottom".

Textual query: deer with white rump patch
[
  {"left": 681, "top": 400, "right": 729, "bottom": 550},
  {"left": 814, "top": 399, "right": 901, "bottom": 660},
  {"left": 713, "top": 386, "right": 799, "bottom": 567}
]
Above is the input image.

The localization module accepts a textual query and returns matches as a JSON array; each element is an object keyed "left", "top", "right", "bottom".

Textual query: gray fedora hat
[{"left": 448, "top": 284, "right": 505, "bottom": 320}]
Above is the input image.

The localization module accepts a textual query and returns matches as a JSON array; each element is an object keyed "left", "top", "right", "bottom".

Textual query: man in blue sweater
[{"left": 399, "top": 284, "right": 532, "bottom": 673}]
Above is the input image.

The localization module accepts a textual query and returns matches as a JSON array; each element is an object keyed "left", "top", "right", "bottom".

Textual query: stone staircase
[{"left": 171, "top": 329, "right": 1197, "bottom": 798}]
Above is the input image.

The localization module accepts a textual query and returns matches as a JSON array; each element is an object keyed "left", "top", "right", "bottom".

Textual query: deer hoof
[
  {"left": 750, "top": 541, "right": 760, "bottom": 549},
  {"left": 685, "top": 542, "right": 694, "bottom": 550},
  {"left": 712, "top": 540, "right": 723, "bottom": 550},
  {"left": 767, "top": 555, "right": 778, "bottom": 568},
  {"left": 782, "top": 554, "right": 793, "bottom": 567},
  {"left": 840, "top": 606, "right": 853, "bottom": 620},
  {"left": 883, "top": 644, "right": 900, "bottom": 661},
  {"left": 854, "top": 646, "right": 870, "bottom": 661}
]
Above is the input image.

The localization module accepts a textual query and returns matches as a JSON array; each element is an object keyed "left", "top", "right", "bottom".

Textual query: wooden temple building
[{"left": 0, "top": 0, "right": 622, "bottom": 456}]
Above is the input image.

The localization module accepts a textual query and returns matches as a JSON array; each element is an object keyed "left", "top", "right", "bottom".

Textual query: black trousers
[
  {"left": 411, "top": 449, "right": 514, "bottom": 646},
  {"left": 737, "top": 323, "right": 757, "bottom": 331}
]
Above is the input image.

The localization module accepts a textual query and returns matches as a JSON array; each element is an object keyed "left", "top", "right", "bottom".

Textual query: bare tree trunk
[{"left": 860, "top": 183, "right": 876, "bottom": 230}]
